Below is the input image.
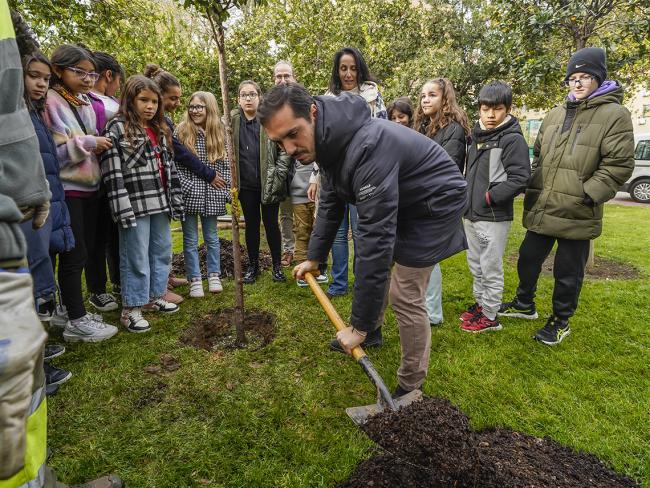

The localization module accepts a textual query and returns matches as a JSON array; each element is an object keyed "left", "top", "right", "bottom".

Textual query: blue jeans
[
  {"left": 327, "top": 205, "right": 358, "bottom": 296},
  {"left": 119, "top": 213, "right": 172, "bottom": 307},
  {"left": 20, "top": 216, "right": 55, "bottom": 300},
  {"left": 425, "top": 263, "right": 443, "bottom": 324},
  {"left": 182, "top": 214, "right": 221, "bottom": 279}
]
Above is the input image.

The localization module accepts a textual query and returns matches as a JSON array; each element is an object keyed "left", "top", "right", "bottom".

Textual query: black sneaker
[
  {"left": 45, "top": 383, "right": 60, "bottom": 396},
  {"left": 272, "top": 263, "right": 286, "bottom": 282},
  {"left": 44, "top": 362, "right": 72, "bottom": 386},
  {"left": 534, "top": 316, "right": 571, "bottom": 345},
  {"left": 243, "top": 263, "right": 260, "bottom": 284},
  {"left": 329, "top": 328, "right": 383, "bottom": 353},
  {"left": 44, "top": 344, "right": 65, "bottom": 360},
  {"left": 88, "top": 293, "right": 119, "bottom": 312},
  {"left": 112, "top": 283, "right": 121, "bottom": 296},
  {"left": 498, "top": 297, "right": 538, "bottom": 319},
  {"left": 37, "top": 297, "right": 55, "bottom": 322}
]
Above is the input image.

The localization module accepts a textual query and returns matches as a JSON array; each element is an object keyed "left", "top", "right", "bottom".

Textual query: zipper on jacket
[{"left": 570, "top": 125, "right": 582, "bottom": 155}]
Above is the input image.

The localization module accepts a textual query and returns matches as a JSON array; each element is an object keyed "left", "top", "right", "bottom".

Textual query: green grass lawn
[{"left": 48, "top": 201, "right": 650, "bottom": 487}]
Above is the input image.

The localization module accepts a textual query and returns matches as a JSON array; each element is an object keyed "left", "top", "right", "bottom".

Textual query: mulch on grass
[
  {"left": 171, "top": 239, "right": 273, "bottom": 279},
  {"left": 180, "top": 308, "right": 277, "bottom": 351},
  {"left": 339, "top": 397, "right": 639, "bottom": 488},
  {"left": 508, "top": 252, "right": 639, "bottom": 280}
]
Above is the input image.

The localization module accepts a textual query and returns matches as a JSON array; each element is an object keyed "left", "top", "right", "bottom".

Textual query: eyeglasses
[
  {"left": 563, "top": 75, "right": 594, "bottom": 88},
  {"left": 65, "top": 66, "right": 100, "bottom": 83},
  {"left": 275, "top": 74, "right": 293, "bottom": 81},
  {"left": 188, "top": 104, "right": 206, "bottom": 112},
  {"left": 239, "top": 92, "right": 259, "bottom": 100}
]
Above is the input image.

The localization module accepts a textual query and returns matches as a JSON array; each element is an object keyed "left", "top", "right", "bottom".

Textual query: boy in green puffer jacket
[{"left": 499, "top": 47, "right": 634, "bottom": 345}]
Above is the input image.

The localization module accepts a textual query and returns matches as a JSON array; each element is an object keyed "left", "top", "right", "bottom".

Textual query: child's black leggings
[
  {"left": 58, "top": 194, "right": 100, "bottom": 320},
  {"left": 238, "top": 189, "right": 281, "bottom": 266}
]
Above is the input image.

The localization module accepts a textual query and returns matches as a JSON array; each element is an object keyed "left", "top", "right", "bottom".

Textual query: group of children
[
  {"left": 386, "top": 46, "right": 633, "bottom": 345},
  {"left": 19, "top": 35, "right": 633, "bottom": 399}
]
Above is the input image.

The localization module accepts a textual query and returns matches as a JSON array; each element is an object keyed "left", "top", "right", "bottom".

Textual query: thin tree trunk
[{"left": 209, "top": 13, "right": 246, "bottom": 345}]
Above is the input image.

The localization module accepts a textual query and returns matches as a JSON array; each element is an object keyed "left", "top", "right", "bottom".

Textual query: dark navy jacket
[
  {"left": 165, "top": 117, "right": 216, "bottom": 183},
  {"left": 30, "top": 111, "right": 74, "bottom": 253},
  {"left": 307, "top": 93, "right": 468, "bottom": 332}
]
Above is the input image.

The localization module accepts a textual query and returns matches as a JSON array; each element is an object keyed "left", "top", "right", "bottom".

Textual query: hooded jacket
[
  {"left": 308, "top": 93, "right": 467, "bottom": 332},
  {"left": 523, "top": 82, "right": 634, "bottom": 240},
  {"left": 465, "top": 116, "right": 530, "bottom": 222},
  {"left": 231, "top": 107, "right": 291, "bottom": 204}
]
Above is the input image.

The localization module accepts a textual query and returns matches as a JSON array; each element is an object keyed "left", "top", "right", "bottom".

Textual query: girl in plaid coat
[
  {"left": 174, "top": 91, "right": 231, "bottom": 297},
  {"left": 101, "top": 75, "right": 184, "bottom": 333}
]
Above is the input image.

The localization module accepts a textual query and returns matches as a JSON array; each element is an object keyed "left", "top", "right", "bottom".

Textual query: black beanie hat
[{"left": 565, "top": 47, "right": 607, "bottom": 86}]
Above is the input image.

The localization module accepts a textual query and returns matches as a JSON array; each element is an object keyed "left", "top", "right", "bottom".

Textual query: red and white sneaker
[
  {"left": 460, "top": 313, "right": 502, "bottom": 333},
  {"left": 459, "top": 302, "right": 482, "bottom": 322}
]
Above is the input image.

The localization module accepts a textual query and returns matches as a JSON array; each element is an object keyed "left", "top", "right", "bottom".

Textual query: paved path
[{"left": 608, "top": 191, "right": 650, "bottom": 207}]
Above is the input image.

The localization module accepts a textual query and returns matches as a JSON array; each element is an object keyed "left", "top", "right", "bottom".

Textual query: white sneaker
[
  {"left": 120, "top": 307, "right": 150, "bottom": 333},
  {"left": 296, "top": 279, "right": 308, "bottom": 287},
  {"left": 316, "top": 273, "right": 329, "bottom": 284},
  {"left": 63, "top": 313, "right": 118, "bottom": 343},
  {"left": 208, "top": 273, "right": 223, "bottom": 293},
  {"left": 51, "top": 304, "right": 70, "bottom": 329},
  {"left": 143, "top": 298, "right": 179, "bottom": 313},
  {"left": 189, "top": 278, "right": 204, "bottom": 298}
]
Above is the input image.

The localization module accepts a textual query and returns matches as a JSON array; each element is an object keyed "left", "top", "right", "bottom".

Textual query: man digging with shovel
[{"left": 258, "top": 83, "right": 467, "bottom": 398}]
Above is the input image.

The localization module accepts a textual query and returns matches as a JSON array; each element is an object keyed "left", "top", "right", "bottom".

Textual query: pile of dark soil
[
  {"left": 171, "top": 239, "right": 272, "bottom": 279},
  {"left": 339, "top": 397, "right": 638, "bottom": 488},
  {"left": 508, "top": 252, "right": 639, "bottom": 280},
  {"left": 180, "top": 308, "right": 277, "bottom": 351}
]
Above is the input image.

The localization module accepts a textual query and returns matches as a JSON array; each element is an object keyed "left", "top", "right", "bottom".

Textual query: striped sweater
[{"left": 43, "top": 89, "right": 100, "bottom": 192}]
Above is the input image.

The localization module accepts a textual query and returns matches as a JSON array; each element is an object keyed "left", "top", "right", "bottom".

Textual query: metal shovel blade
[{"left": 345, "top": 389, "right": 423, "bottom": 426}]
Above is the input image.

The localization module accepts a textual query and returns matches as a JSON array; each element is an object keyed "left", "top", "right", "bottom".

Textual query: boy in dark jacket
[
  {"left": 499, "top": 48, "right": 634, "bottom": 345},
  {"left": 460, "top": 81, "right": 530, "bottom": 333}
]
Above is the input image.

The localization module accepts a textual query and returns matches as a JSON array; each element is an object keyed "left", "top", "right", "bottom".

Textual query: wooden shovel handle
[{"left": 304, "top": 272, "right": 367, "bottom": 362}]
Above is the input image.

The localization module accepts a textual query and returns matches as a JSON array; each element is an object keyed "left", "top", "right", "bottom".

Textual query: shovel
[{"left": 304, "top": 272, "right": 423, "bottom": 426}]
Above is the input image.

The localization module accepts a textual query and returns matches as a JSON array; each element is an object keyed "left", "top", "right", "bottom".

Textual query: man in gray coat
[{"left": 258, "top": 83, "right": 467, "bottom": 397}]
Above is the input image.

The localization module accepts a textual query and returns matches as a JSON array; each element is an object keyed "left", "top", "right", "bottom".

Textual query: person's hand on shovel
[
  {"left": 336, "top": 327, "right": 367, "bottom": 355},
  {"left": 293, "top": 259, "right": 320, "bottom": 280}
]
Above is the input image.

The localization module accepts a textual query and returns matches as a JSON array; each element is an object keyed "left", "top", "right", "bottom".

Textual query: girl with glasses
[
  {"left": 44, "top": 44, "right": 118, "bottom": 342},
  {"left": 144, "top": 64, "right": 228, "bottom": 301},
  {"left": 232, "top": 80, "right": 291, "bottom": 284},
  {"left": 175, "top": 92, "right": 231, "bottom": 297}
]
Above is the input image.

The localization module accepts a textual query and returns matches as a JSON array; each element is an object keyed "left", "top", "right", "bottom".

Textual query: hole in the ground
[
  {"left": 180, "top": 308, "right": 277, "bottom": 351},
  {"left": 508, "top": 253, "right": 640, "bottom": 280},
  {"left": 338, "top": 397, "right": 638, "bottom": 487}
]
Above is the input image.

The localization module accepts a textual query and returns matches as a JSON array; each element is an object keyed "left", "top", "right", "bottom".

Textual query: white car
[{"left": 621, "top": 133, "right": 650, "bottom": 203}]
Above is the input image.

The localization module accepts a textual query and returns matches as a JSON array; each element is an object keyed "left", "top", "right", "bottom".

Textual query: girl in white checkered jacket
[
  {"left": 101, "top": 75, "right": 184, "bottom": 333},
  {"left": 174, "top": 91, "right": 231, "bottom": 298}
]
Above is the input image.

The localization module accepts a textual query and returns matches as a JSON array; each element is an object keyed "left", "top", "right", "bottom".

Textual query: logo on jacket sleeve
[{"left": 358, "top": 184, "right": 377, "bottom": 202}]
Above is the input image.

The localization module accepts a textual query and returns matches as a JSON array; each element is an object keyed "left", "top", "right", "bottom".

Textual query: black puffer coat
[{"left": 308, "top": 93, "right": 467, "bottom": 332}]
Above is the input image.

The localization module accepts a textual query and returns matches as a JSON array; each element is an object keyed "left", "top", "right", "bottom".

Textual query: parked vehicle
[{"left": 621, "top": 133, "right": 650, "bottom": 203}]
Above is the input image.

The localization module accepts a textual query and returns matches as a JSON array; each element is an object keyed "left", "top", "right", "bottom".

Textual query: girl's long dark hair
[
  {"left": 21, "top": 52, "right": 52, "bottom": 113},
  {"left": 49, "top": 44, "right": 96, "bottom": 88},
  {"left": 328, "top": 47, "right": 375, "bottom": 95},
  {"left": 119, "top": 75, "right": 172, "bottom": 151},
  {"left": 413, "top": 78, "right": 470, "bottom": 138}
]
